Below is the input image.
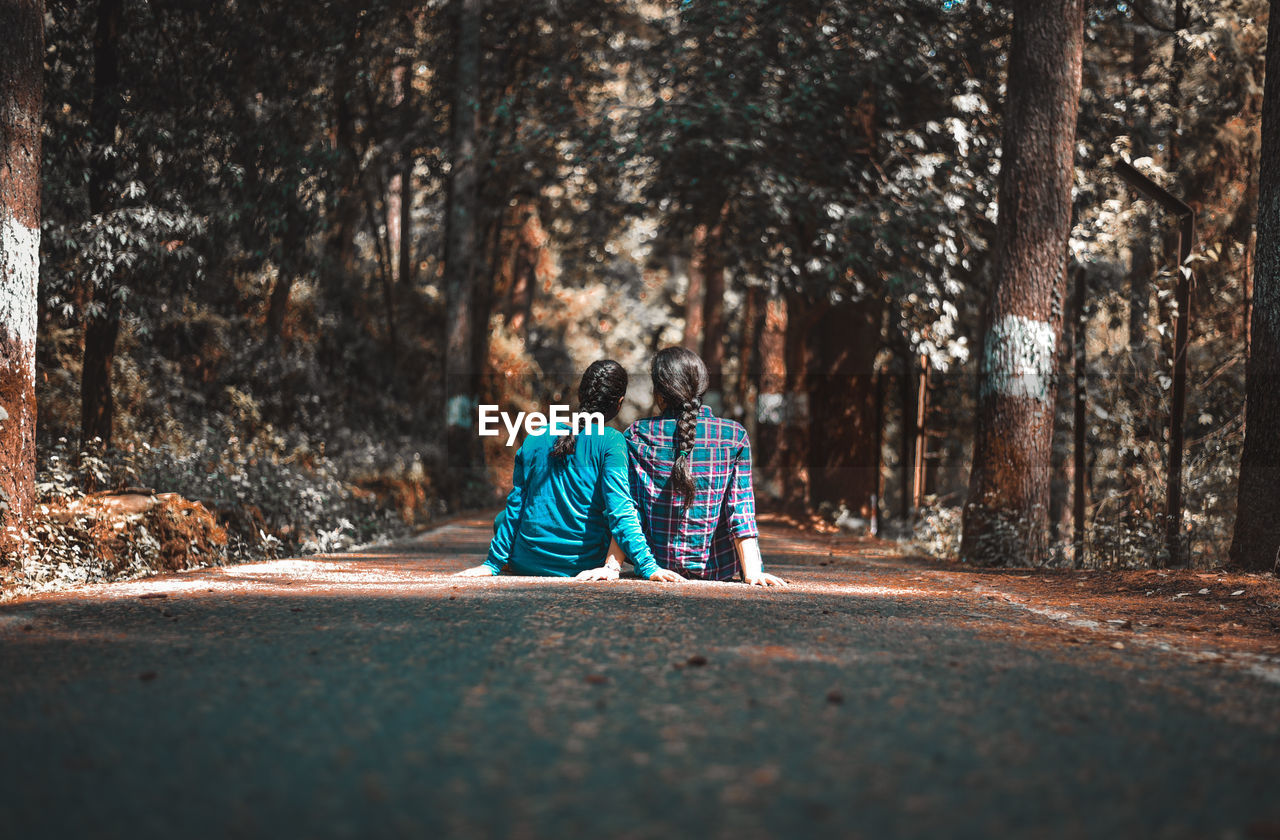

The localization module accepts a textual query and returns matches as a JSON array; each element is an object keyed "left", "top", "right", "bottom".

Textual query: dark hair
[
  {"left": 651, "top": 346, "right": 709, "bottom": 511},
  {"left": 551, "top": 359, "right": 628, "bottom": 460}
]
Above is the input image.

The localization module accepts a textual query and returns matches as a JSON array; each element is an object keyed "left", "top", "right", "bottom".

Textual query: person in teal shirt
[{"left": 457, "top": 360, "right": 684, "bottom": 582}]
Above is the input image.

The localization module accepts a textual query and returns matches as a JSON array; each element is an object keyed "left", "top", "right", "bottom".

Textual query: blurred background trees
[{"left": 0, "top": 0, "right": 1274, "bottom": 581}]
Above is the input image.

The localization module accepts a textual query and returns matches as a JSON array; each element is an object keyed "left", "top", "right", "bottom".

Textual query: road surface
[{"left": 2, "top": 516, "right": 1278, "bottom": 839}]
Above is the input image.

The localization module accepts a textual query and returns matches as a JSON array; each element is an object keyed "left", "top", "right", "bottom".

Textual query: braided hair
[
  {"left": 551, "top": 359, "right": 628, "bottom": 460},
  {"left": 651, "top": 347, "right": 710, "bottom": 511}
]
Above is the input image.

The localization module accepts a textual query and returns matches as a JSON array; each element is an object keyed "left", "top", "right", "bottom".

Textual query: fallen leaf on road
[
  {"left": 826, "top": 690, "right": 843, "bottom": 704},
  {"left": 687, "top": 655, "right": 708, "bottom": 667},
  {"left": 138, "top": 671, "right": 158, "bottom": 681},
  {"left": 584, "top": 674, "right": 608, "bottom": 685}
]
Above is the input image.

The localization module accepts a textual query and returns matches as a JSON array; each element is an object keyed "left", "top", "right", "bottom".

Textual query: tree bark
[
  {"left": 682, "top": 225, "right": 706, "bottom": 351},
  {"left": 1125, "top": 222, "right": 1153, "bottom": 519},
  {"left": 960, "top": 0, "right": 1085, "bottom": 566},
  {"left": 807, "top": 298, "right": 882, "bottom": 518},
  {"left": 442, "top": 0, "right": 485, "bottom": 490},
  {"left": 326, "top": 16, "right": 362, "bottom": 288},
  {"left": 781, "top": 290, "right": 814, "bottom": 514},
  {"left": 388, "top": 63, "right": 413, "bottom": 286},
  {"left": 735, "top": 285, "right": 763, "bottom": 432},
  {"left": 1229, "top": 0, "right": 1280, "bottom": 572},
  {"left": 265, "top": 273, "right": 294, "bottom": 345},
  {"left": 898, "top": 350, "right": 915, "bottom": 523},
  {"left": 0, "top": 0, "right": 43, "bottom": 541},
  {"left": 755, "top": 294, "right": 787, "bottom": 504},
  {"left": 80, "top": 0, "right": 125, "bottom": 449},
  {"left": 398, "top": 149, "right": 414, "bottom": 287},
  {"left": 700, "top": 210, "right": 727, "bottom": 408}
]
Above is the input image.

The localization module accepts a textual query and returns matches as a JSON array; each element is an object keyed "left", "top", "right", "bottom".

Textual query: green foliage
[
  {"left": 637, "top": 0, "right": 1006, "bottom": 368},
  {"left": 13, "top": 0, "right": 1267, "bottom": 584}
]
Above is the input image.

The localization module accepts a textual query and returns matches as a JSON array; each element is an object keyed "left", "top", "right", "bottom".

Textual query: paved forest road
[{"left": 3, "top": 517, "right": 1279, "bottom": 840}]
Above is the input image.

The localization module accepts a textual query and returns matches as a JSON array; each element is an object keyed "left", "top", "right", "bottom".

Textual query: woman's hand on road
[
  {"left": 455, "top": 565, "right": 498, "bottom": 577},
  {"left": 575, "top": 565, "right": 621, "bottom": 581},
  {"left": 743, "top": 571, "right": 788, "bottom": 587},
  {"left": 648, "top": 569, "right": 687, "bottom": 583}
]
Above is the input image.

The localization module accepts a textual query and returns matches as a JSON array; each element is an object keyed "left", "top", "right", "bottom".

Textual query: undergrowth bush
[{"left": 1, "top": 432, "right": 433, "bottom": 599}]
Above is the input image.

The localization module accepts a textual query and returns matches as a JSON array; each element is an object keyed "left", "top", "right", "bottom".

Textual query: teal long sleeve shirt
[{"left": 483, "top": 426, "right": 660, "bottom": 578}]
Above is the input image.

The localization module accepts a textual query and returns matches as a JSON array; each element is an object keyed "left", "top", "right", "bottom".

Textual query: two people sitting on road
[
  {"left": 455, "top": 359, "right": 683, "bottom": 582},
  {"left": 457, "top": 348, "right": 786, "bottom": 585}
]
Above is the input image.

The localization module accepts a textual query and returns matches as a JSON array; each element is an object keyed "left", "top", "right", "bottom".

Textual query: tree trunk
[
  {"left": 755, "top": 294, "right": 787, "bottom": 504},
  {"left": 700, "top": 210, "right": 727, "bottom": 409},
  {"left": 960, "top": 0, "right": 1085, "bottom": 567},
  {"left": 1050, "top": 268, "right": 1083, "bottom": 547},
  {"left": 442, "top": 0, "right": 484, "bottom": 491},
  {"left": 398, "top": 151, "right": 413, "bottom": 287},
  {"left": 1125, "top": 221, "right": 1153, "bottom": 520},
  {"left": 807, "top": 298, "right": 882, "bottom": 519},
  {"left": 0, "top": 0, "right": 43, "bottom": 542},
  {"left": 265, "top": 208, "right": 305, "bottom": 348},
  {"left": 781, "top": 290, "right": 814, "bottom": 514},
  {"left": 265, "top": 274, "right": 294, "bottom": 345},
  {"left": 388, "top": 63, "right": 412, "bottom": 286},
  {"left": 898, "top": 350, "right": 915, "bottom": 523},
  {"left": 326, "top": 16, "right": 361, "bottom": 288},
  {"left": 682, "top": 225, "right": 706, "bottom": 351},
  {"left": 735, "top": 285, "right": 763, "bottom": 432},
  {"left": 80, "top": 0, "right": 125, "bottom": 449},
  {"left": 1230, "top": 0, "right": 1280, "bottom": 573},
  {"left": 1072, "top": 267, "right": 1088, "bottom": 564}
]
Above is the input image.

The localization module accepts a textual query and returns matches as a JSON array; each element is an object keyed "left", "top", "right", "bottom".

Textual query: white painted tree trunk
[{"left": 0, "top": 0, "right": 44, "bottom": 544}]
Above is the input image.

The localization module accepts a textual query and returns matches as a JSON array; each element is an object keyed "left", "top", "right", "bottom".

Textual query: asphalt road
[{"left": 2, "top": 516, "right": 1278, "bottom": 839}]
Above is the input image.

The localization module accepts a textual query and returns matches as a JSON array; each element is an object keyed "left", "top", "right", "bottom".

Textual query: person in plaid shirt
[{"left": 623, "top": 347, "right": 787, "bottom": 585}]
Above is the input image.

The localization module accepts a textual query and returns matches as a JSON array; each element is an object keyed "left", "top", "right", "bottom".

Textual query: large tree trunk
[
  {"left": 735, "top": 285, "right": 763, "bottom": 432},
  {"left": 960, "top": 0, "right": 1085, "bottom": 566},
  {"left": 700, "top": 210, "right": 727, "bottom": 409},
  {"left": 1230, "top": 0, "right": 1280, "bottom": 573},
  {"left": 808, "top": 298, "right": 882, "bottom": 519},
  {"left": 80, "top": 0, "right": 124, "bottom": 449},
  {"left": 755, "top": 294, "right": 788, "bottom": 504},
  {"left": 781, "top": 290, "right": 814, "bottom": 514},
  {"left": 682, "top": 225, "right": 706, "bottom": 351},
  {"left": 0, "top": 0, "right": 43, "bottom": 542},
  {"left": 442, "top": 0, "right": 485, "bottom": 494}
]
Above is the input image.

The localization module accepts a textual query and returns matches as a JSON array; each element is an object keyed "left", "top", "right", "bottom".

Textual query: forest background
[{"left": 0, "top": 0, "right": 1273, "bottom": 593}]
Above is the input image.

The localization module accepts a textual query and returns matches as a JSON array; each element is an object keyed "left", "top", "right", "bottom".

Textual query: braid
[
  {"left": 669, "top": 398, "right": 701, "bottom": 510},
  {"left": 651, "top": 347, "right": 710, "bottom": 512},
  {"left": 552, "top": 360, "right": 627, "bottom": 460}
]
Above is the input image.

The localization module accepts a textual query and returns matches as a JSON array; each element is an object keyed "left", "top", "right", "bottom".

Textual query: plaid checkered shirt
[{"left": 624, "top": 405, "right": 759, "bottom": 581}]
